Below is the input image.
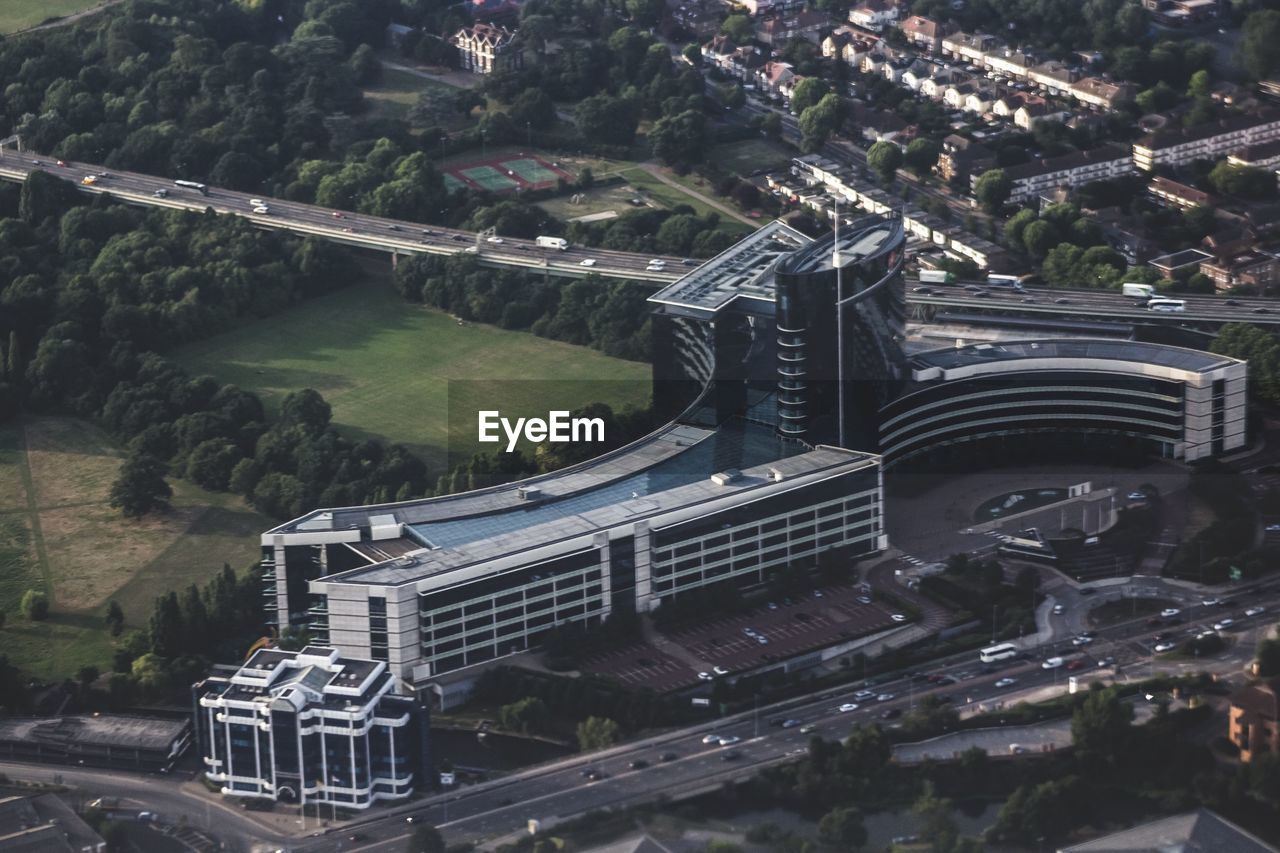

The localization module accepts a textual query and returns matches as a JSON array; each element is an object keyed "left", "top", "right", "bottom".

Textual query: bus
[
  {"left": 986, "top": 274, "right": 1025, "bottom": 290},
  {"left": 979, "top": 642, "right": 1018, "bottom": 663},
  {"left": 1146, "top": 298, "right": 1186, "bottom": 313},
  {"left": 174, "top": 179, "right": 209, "bottom": 196}
]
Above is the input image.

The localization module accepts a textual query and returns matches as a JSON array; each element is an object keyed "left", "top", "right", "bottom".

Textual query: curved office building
[
  {"left": 880, "top": 340, "right": 1247, "bottom": 468},
  {"left": 773, "top": 218, "right": 907, "bottom": 450}
]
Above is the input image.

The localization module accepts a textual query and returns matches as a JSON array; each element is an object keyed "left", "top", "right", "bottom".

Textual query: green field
[
  {"left": 713, "top": 138, "right": 793, "bottom": 175},
  {"left": 363, "top": 67, "right": 472, "bottom": 129},
  {"left": 0, "top": 0, "right": 106, "bottom": 33},
  {"left": 172, "top": 276, "right": 652, "bottom": 474},
  {"left": 0, "top": 418, "right": 271, "bottom": 680}
]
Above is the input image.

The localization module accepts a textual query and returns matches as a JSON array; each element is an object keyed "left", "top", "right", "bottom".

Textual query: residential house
[
  {"left": 947, "top": 231, "right": 1008, "bottom": 270},
  {"left": 898, "top": 15, "right": 952, "bottom": 52},
  {"left": 848, "top": 0, "right": 901, "bottom": 31},
  {"left": 1014, "top": 96, "right": 1067, "bottom": 130},
  {"left": 1058, "top": 809, "right": 1278, "bottom": 853},
  {"left": 942, "top": 31, "right": 1001, "bottom": 65},
  {"left": 901, "top": 60, "right": 940, "bottom": 93},
  {"left": 991, "top": 92, "right": 1027, "bottom": 121},
  {"left": 850, "top": 104, "right": 908, "bottom": 143},
  {"left": 984, "top": 47, "right": 1034, "bottom": 81},
  {"left": 1070, "top": 76, "right": 1133, "bottom": 110},
  {"left": 1133, "top": 110, "right": 1280, "bottom": 171},
  {"left": 734, "top": 0, "right": 805, "bottom": 15},
  {"left": 1149, "top": 248, "right": 1213, "bottom": 278},
  {"left": 1229, "top": 679, "right": 1280, "bottom": 762},
  {"left": 756, "top": 9, "right": 830, "bottom": 46},
  {"left": 943, "top": 79, "right": 976, "bottom": 110},
  {"left": 821, "top": 27, "right": 854, "bottom": 60},
  {"left": 983, "top": 145, "right": 1135, "bottom": 203},
  {"left": 936, "top": 134, "right": 995, "bottom": 182},
  {"left": 963, "top": 86, "right": 995, "bottom": 115},
  {"left": 1145, "top": 0, "right": 1224, "bottom": 27},
  {"left": 453, "top": 23, "right": 521, "bottom": 74},
  {"left": 702, "top": 34, "right": 738, "bottom": 68},
  {"left": 757, "top": 60, "right": 797, "bottom": 95},
  {"left": 1027, "top": 60, "right": 1079, "bottom": 96},
  {"left": 672, "top": 4, "right": 723, "bottom": 39},
  {"left": 1200, "top": 251, "right": 1279, "bottom": 293}
]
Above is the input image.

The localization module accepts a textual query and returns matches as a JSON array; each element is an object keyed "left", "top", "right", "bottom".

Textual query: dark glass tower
[{"left": 773, "top": 217, "right": 907, "bottom": 450}]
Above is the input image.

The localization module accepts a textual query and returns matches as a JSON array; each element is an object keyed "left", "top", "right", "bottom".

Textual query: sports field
[
  {"left": 0, "top": 0, "right": 106, "bottom": 32},
  {"left": 172, "top": 276, "right": 652, "bottom": 474},
  {"left": 445, "top": 153, "right": 574, "bottom": 194},
  {"left": 0, "top": 418, "right": 270, "bottom": 680}
]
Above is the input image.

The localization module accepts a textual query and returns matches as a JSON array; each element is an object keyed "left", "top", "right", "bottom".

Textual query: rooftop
[
  {"left": 774, "top": 218, "right": 901, "bottom": 276},
  {"left": 1137, "top": 109, "right": 1280, "bottom": 151},
  {"left": 647, "top": 219, "right": 811, "bottom": 315},
  {"left": 0, "top": 715, "right": 188, "bottom": 752},
  {"left": 1002, "top": 145, "right": 1131, "bottom": 181},
  {"left": 0, "top": 795, "right": 104, "bottom": 853},
  {"left": 909, "top": 339, "right": 1239, "bottom": 376},
  {"left": 1059, "top": 809, "right": 1277, "bottom": 853},
  {"left": 322, "top": 425, "right": 875, "bottom": 587}
]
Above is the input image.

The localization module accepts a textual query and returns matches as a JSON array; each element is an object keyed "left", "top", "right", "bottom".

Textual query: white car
[
  {"left": 1126, "top": 491, "right": 1146, "bottom": 500},
  {"left": 249, "top": 198, "right": 264, "bottom": 206},
  {"left": 742, "top": 628, "right": 758, "bottom": 637},
  {"left": 579, "top": 258, "right": 596, "bottom": 267},
  {"left": 891, "top": 613, "right": 908, "bottom": 622},
  {"left": 755, "top": 635, "right": 769, "bottom": 645},
  {"left": 1041, "top": 657, "right": 1065, "bottom": 669},
  {"left": 1160, "top": 608, "right": 1181, "bottom": 618},
  {"left": 1266, "top": 524, "right": 1280, "bottom": 532},
  {"left": 647, "top": 259, "right": 666, "bottom": 269},
  {"left": 1052, "top": 604, "right": 1065, "bottom": 615},
  {"left": 486, "top": 236, "right": 504, "bottom": 243},
  {"left": 1201, "top": 597, "right": 1221, "bottom": 607},
  {"left": 1212, "top": 618, "right": 1235, "bottom": 631},
  {"left": 838, "top": 703, "right": 859, "bottom": 713},
  {"left": 856, "top": 595, "right": 873, "bottom": 605},
  {"left": 698, "top": 671, "right": 713, "bottom": 681},
  {"left": 995, "top": 677, "right": 1017, "bottom": 688},
  {"left": 876, "top": 693, "right": 895, "bottom": 702},
  {"left": 1154, "top": 641, "right": 1176, "bottom": 652},
  {"left": 252, "top": 205, "right": 270, "bottom": 214},
  {"left": 1071, "top": 636, "right": 1093, "bottom": 646},
  {"left": 718, "top": 735, "right": 741, "bottom": 746},
  {"left": 713, "top": 665, "right": 730, "bottom": 676},
  {"left": 1246, "top": 606, "right": 1266, "bottom": 617},
  {"left": 702, "top": 733, "right": 722, "bottom": 744},
  {"left": 853, "top": 689, "right": 875, "bottom": 701}
]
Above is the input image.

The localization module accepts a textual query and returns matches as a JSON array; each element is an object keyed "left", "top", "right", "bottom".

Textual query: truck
[
  {"left": 1122, "top": 282, "right": 1155, "bottom": 299},
  {"left": 536, "top": 236, "right": 569, "bottom": 250},
  {"left": 918, "top": 270, "right": 956, "bottom": 285}
]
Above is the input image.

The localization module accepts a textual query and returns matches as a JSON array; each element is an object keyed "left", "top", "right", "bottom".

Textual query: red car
[
  {"left": 1066, "top": 659, "right": 1087, "bottom": 671},
  {"left": 56, "top": 159, "right": 67, "bottom": 167},
  {"left": 331, "top": 211, "right": 344, "bottom": 218}
]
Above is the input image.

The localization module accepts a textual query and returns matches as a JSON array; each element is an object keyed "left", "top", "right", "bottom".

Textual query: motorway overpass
[{"left": 3, "top": 152, "right": 1279, "bottom": 330}]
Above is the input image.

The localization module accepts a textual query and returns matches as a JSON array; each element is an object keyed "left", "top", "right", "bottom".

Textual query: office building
[{"left": 193, "top": 647, "right": 427, "bottom": 809}]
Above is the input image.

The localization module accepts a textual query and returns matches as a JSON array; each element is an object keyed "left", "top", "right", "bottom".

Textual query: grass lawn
[
  {"left": 0, "top": 417, "right": 271, "bottom": 681},
  {"left": 363, "top": 68, "right": 472, "bottom": 129},
  {"left": 0, "top": 0, "right": 104, "bottom": 32},
  {"left": 713, "top": 138, "right": 793, "bottom": 175},
  {"left": 617, "top": 168, "right": 754, "bottom": 237},
  {"left": 172, "top": 275, "right": 652, "bottom": 473}
]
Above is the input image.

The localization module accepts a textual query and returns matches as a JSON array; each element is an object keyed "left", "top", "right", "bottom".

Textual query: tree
[
  {"left": 149, "top": 591, "right": 184, "bottom": 659},
  {"left": 498, "top": 697, "right": 549, "bottom": 734},
  {"left": 20, "top": 589, "right": 49, "bottom": 621},
  {"left": 904, "top": 138, "right": 939, "bottom": 176},
  {"left": 1004, "top": 208, "right": 1038, "bottom": 248},
  {"left": 798, "top": 93, "right": 845, "bottom": 152},
  {"left": 279, "top": 388, "right": 332, "bottom": 436},
  {"left": 973, "top": 169, "right": 1011, "bottom": 213},
  {"left": 109, "top": 450, "right": 172, "bottom": 518},
  {"left": 406, "top": 824, "right": 445, "bottom": 853},
  {"left": 1242, "top": 10, "right": 1280, "bottom": 80},
  {"left": 867, "top": 141, "right": 904, "bottom": 182},
  {"left": 1022, "top": 219, "right": 1060, "bottom": 260},
  {"left": 575, "top": 94, "right": 639, "bottom": 146},
  {"left": 105, "top": 600, "right": 125, "bottom": 636},
  {"left": 818, "top": 805, "right": 866, "bottom": 848},
  {"left": 790, "top": 78, "right": 828, "bottom": 115},
  {"left": 1209, "top": 162, "right": 1278, "bottom": 200},
  {"left": 576, "top": 715, "right": 621, "bottom": 751},
  {"left": 913, "top": 782, "right": 959, "bottom": 852},
  {"left": 349, "top": 44, "right": 382, "bottom": 84},
  {"left": 721, "top": 14, "right": 753, "bottom": 41},
  {"left": 1071, "top": 686, "right": 1133, "bottom": 766},
  {"left": 130, "top": 653, "right": 167, "bottom": 689},
  {"left": 649, "top": 110, "right": 708, "bottom": 165}
]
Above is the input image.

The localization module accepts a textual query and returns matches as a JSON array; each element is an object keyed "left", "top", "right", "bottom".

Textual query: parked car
[
  {"left": 713, "top": 665, "right": 730, "bottom": 676},
  {"left": 891, "top": 613, "right": 908, "bottom": 622}
]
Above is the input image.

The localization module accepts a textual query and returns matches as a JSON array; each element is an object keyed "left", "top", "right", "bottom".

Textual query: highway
[
  {"left": 282, "top": 578, "right": 1280, "bottom": 853},
  {"left": 0, "top": 152, "right": 688, "bottom": 284}
]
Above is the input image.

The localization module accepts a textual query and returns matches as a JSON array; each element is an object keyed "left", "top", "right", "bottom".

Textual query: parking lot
[{"left": 578, "top": 581, "right": 905, "bottom": 691}]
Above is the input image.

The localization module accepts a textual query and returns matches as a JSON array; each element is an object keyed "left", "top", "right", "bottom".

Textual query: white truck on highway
[
  {"left": 918, "top": 270, "right": 956, "bottom": 285},
  {"left": 536, "top": 236, "right": 569, "bottom": 250},
  {"left": 1122, "top": 282, "right": 1155, "bottom": 299}
]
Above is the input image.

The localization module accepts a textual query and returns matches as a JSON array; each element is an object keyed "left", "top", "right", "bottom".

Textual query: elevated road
[{"left": 3, "top": 152, "right": 1279, "bottom": 330}]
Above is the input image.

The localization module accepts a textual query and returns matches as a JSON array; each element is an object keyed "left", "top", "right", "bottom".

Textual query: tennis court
[
  {"left": 443, "top": 174, "right": 467, "bottom": 194},
  {"left": 502, "top": 157, "right": 560, "bottom": 186},
  {"left": 460, "top": 165, "right": 520, "bottom": 192}
]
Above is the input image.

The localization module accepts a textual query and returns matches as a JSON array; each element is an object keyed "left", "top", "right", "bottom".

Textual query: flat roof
[
  {"left": 323, "top": 429, "right": 877, "bottom": 587},
  {"left": 0, "top": 715, "right": 188, "bottom": 751},
  {"left": 909, "top": 339, "right": 1239, "bottom": 375},
  {"left": 647, "top": 220, "right": 811, "bottom": 314},
  {"left": 774, "top": 219, "right": 899, "bottom": 277}
]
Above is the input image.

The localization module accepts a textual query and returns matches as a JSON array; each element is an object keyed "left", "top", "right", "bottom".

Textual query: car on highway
[
  {"left": 702, "top": 734, "right": 722, "bottom": 744},
  {"left": 782, "top": 719, "right": 802, "bottom": 728},
  {"left": 660, "top": 752, "right": 678, "bottom": 762},
  {"left": 1154, "top": 641, "right": 1177, "bottom": 652},
  {"left": 1224, "top": 299, "right": 1241, "bottom": 306},
  {"left": 331, "top": 211, "right": 344, "bottom": 218},
  {"left": 973, "top": 290, "right": 991, "bottom": 298},
  {"left": 698, "top": 671, "right": 713, "bottom": 681},
  {"left": 964, "top": 284, "right": 982, "bottom": 292},
  {"left": 839, "top": 703, "right": 859, "bottom": 713},
  {"left": 580, "top": 258, "right": 596, "bottom": 267},
  {"left": 813, "top": 589, "right": 823, "bottom": 598},
  {"left": 891, "top": 613, "right": 908, "bottom": 622},
  {"left": 1267, "top": 524, "right": 1280, "bottom": 532},
  {"left": 767, "top": 601, "right": 779, "bottom": 610},
  {"left": 1052, "top": 604, "right": 1065, "bottom": 615},
  {"left": 30, "top": 159, "right": 42, "bottom": 165},
  {"left": 853, "top": 689, "right": 876, "bottom": 701},
  {"left": 421, "top": 229, "right": 435, "bottom": 236},
  {"left": 1161, "top": 607, "right": 1181, "bottom": 618},
  {"left": 1246, "top": 606, "right": 1266, "bottom": 617},
  {"left": 1254, "top": 308, "right": 1271, "bottom": 315},
  {"left": 1212, "top": 618, "right": 1235, "bottom": 631},
  {"left": 1066, "top": 659, "right": 1087, "bottom": 671},
  {"left": 995, "top": 677, "right": 1017, "bottom": 688},
  {"left": 1126, "top": 491, "right": 1147, "bottom": 500},
  {"left": 876, "top": 692, "right": 895, "bottom": 702},
  {"left": 629, "top": 759, "right": 649, "bottom": 770},
  {"left": 1042, "top": 657, "right": 1065, "bottom": 669},
  {"left": 586, "top": 770, "right": 608, "bottom": 780},
  {"left": 799, "top": 724, "right": 817, "bottom": 734},
  {"left": 487, "top": 235, "right": 504, "bottom": 243},
  {"left": 1071, "top": 635, "right": 1093, "bottom": 646},
  {"left": 56, "top": 160, "right": 66, "bottom": 167},
  {"left": 388, "top": 224, "right": 401, "bottom": 231},
  {"left": 1202, "top": 597, "right": 1222, "bottom": 606},
  {"left": 856, "top": 595, "right": 873, "bottom": 604},
  {"left": 1054, "top": 297, "right": 1071, "bottom": 304},
  {"left": 881, "top": 707, "right": 902, "bottom": 720},
  {"left": 913, "top": 287, "right": 933, "bottom": 294},
  {"left": 721, "top": 750, "right": 742, "bottom": 761},
  {"left": 718, "top": 735, "right": 741, "bottom": 746},
  {"left": 682, "top": 259, "right": 698, "bottom": 266},
  {"left": 713, "top": 665, "right": 730, "bottom": 676}
]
